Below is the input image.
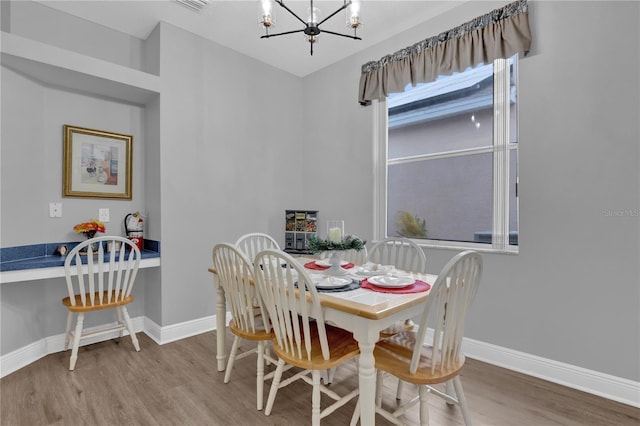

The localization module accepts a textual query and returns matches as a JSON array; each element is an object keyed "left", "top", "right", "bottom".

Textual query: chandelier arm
[
  {"left": 275, "top": 0, "right": 307, "bottom": 27},
  {"left": 317, "top": 0, "right": 352, "bottom": 27},
  {"left": 261, "top": 29, "right": 306, "bottom": 39},
  {"left": 319, "top": 29, "right": 362, "bottom": 41}
]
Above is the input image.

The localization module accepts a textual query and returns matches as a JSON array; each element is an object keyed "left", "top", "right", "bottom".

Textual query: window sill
[{"left": 411, "top": 240, "right": 519, "bottom": 255}]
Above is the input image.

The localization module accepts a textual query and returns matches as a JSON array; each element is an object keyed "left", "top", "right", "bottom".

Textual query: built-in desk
[{"left": 0, "top": 240, "right": 161, "bottom": 284}]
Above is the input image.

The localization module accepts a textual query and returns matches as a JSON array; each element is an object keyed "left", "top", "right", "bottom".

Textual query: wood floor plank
[{"left": 1, "top": 331, "right": 638, "bottom": 425}]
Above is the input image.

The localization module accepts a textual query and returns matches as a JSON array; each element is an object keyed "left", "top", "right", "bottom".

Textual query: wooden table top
[{"left": 208, "top": 264, "right": 434, "bottom": 321}]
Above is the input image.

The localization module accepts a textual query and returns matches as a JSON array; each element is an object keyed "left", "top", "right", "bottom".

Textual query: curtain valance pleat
[{"left": 358, "top": 0, "right": 531, "bottom": 105}]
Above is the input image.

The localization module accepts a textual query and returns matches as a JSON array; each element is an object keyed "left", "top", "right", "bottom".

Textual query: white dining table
[{"left": 208, "top": 261, "right": 435, "bottom": 425}]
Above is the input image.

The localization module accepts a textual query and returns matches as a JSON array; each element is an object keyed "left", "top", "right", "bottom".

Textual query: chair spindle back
[
  {"left": 368, "top": 237, "right": 426, "bottom": 273},
  {"left": 253, "top": 249, "right": 330, "bottom": 362},
  {"left": 64, "top": 236, "right": 140, "bottom": 307},
  {"left": 213, "top": 243, "right": 268, "bottom": 334},
  {"left": 411, "top": 250, "right": 482, "bottom": 375},
  {"left": 235, "top": 232, "right": 281, "bottom": 261}
]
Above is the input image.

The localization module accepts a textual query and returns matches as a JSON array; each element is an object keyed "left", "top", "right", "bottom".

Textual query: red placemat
[
  {"left": 304, "top": 261, "right": 355, "bottom": 270},
  {"left": 361, "top": 278, "right": 431, "bottom": 294}
]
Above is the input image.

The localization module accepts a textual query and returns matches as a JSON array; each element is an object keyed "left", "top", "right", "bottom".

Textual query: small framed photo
[{"left": 63, "top": 125, "right": 132, "bottom": 199}]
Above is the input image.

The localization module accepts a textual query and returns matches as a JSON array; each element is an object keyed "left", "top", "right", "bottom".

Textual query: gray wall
[
  {"left": 301, "top": 0, "right": 640, "bottom": 381},
  {"left": 153, "top": 22, "right": 305, "bottom": 326},
  {"left": 1, "top": 0, "right": 638, "bottom": 385},
  {"left": 0, "top": 3, "right": 305, "bottom": 349},
  {"left": 4, "top": 0, "right": 147, "bottom": 72}
]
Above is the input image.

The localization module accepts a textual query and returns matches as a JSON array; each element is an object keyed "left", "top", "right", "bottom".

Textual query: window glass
[
  {"left": 382, "top": 56, "right": 518, "bottom": 250},
  {"left": 387, "top": 152, "right": 492, "bottom": 242}
]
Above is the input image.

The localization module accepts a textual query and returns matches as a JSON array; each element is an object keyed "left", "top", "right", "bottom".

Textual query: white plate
[
  {"left": 355, "top": 268, "right": 385, "bottom": 277},
  {"left": 315, "top": 259, "right": 349, "bottom": 267},
  {"left": 314, "top": 276, "right": 352, "bottom": 289},
  {"left": 367, "top": 275, "right": 415, "bottom": 288}
]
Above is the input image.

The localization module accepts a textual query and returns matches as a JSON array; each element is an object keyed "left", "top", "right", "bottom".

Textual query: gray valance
[{"left": 358, "top": 0, "right": 531, "bottom": 105}]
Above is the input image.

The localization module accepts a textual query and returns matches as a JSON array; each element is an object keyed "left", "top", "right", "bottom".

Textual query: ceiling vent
[{"left": 175, "top": 0, "right": 209, "bottom": 12}]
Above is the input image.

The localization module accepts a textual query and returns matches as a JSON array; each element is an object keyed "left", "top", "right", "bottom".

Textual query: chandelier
[{"left": 259, "top": 0, "right": 363, "bottom": 55}]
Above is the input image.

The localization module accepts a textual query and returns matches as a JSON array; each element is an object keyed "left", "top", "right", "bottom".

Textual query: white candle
[{"left": 329, "top": 227, "right": 342, "bottom": 243}]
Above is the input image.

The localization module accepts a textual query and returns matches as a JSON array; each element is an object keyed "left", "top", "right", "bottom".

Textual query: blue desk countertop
[{"left": 0, "top": 240, "right": 160, "bottom": 272}]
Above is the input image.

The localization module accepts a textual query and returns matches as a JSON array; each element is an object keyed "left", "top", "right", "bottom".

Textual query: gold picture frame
[{"left": 63, "top": 125, "right": 132, "bottom": 199}]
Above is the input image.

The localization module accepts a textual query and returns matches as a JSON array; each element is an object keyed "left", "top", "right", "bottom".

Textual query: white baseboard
[
  {"left": 0, "top": 316, "right": 145, "bottom": 377},
  {"left": 460, "top": 335, "right": 640, "bottom": 408},
  {"left": 2, "top": 314, "right": 637, "bottom": 408},
  {"left": 145, "top": 315, "right": 216, "bottom": 345}
]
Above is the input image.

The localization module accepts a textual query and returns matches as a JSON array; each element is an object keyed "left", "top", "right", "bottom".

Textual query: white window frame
[{"left": 373, "top": 57, "right": 519, "bottom": 254}]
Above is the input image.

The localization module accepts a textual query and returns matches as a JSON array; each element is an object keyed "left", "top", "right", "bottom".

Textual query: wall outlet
[
  {"left": 49, "top": 202, "right": 62, "bottom": 218},
  {"left": 99, "top": 208, "right": 110, "bottom": 222}
]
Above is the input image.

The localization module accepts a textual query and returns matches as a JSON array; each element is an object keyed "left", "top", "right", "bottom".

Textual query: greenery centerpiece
[
  {"left": 307, "top": 235, "right": 366, "bottom": 253},
  {"left": 307, "top": 234, "right": 366, "bottom": 276}
]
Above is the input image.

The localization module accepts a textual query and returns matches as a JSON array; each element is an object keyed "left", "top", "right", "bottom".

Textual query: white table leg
[
  {"left": 214, "top": 276, "right": 227, "bottom": 372},
  {"left": 354, "top": 329, "right": 377, "bottom": 426}
]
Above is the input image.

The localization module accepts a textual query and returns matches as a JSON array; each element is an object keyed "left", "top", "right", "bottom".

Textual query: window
[{"left": 374, "top": 56, "right": 519, "bottom": 252}]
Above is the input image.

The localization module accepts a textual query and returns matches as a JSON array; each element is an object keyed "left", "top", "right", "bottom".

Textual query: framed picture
[{"left": 63, "top": 125, "right": 132, "bottom": 199}]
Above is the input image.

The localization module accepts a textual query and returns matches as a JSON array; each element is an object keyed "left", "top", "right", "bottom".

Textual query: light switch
[
  {"left": 99, "top": 208, "right": 110, "bottom": 222},
  {"left": 49, "top": 202, "right": 62, "bottom": 218}
]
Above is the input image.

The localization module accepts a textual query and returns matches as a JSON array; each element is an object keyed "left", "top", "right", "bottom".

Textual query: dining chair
[
  {"left": 318, "top": 246, "right": 368, "bottom": 386},
  {"left": 235, "top": 232, "right": 281, "bottom": 260},
  {"left": 62, "top": 236, "right": 141, "bottom": 371},
  {"left": 319, "top": 246, "right": 368, "bottom": 265},
  {"left": 353, "top": 250, "right": 482, "bottom": 426},
  {"left": 367, "top": 237, "right": 426, "bottom": 274},
  {"left": 368, "top": 237, "right": 427, "bottom": 341},
  {"left": 253, "top": 249, "right": 361, "bottom": 426},
  {"left": 212, "top": 243, "right": 276, "bottom": 410}
]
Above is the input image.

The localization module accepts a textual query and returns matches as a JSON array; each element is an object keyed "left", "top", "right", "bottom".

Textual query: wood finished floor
[{"left": 1, "top": 331, "right": 638, "bottom": 426}]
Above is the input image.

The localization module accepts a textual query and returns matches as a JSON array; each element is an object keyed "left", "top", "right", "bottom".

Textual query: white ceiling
[{"left": 35, "top": 0, "right": 464, "bottom": 77}]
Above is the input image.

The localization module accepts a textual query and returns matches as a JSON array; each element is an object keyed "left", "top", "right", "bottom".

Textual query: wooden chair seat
[
  {"left": 273, "top": 324, "right": 360, "bottom": 371},
  {"left": 378, "top": 319, "right": 416, "bottom": 338},
  {"left": 228, "top": 317, "right": 274, "bottom": 341},
  {"left": 374, "top": 331, "right": 464, "bottom": 385},
  {"left": 62, "top": 292, "right": 133, "bottom": 312}
]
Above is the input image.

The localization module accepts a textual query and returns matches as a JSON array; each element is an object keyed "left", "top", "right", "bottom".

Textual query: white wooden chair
[
  {"left": 235, "top": 232, "right": 281, "bottom": 260},
  {"left": 318, "top": 246, "right": 368, "bottom": 385},
  {"left": 212, "top": 243, "right": 276, "bottom": 410},
  {"left": 253, "top": 249, "right": 360, "bottom": 426},
  {"left": 353, "top": 250, "right": 482, "bottom": 426},
  {"left": 367, "top": 237, "right": 426, "bottom": 274},
  {"left": 319, "top": 246, "right": 368, "bottom": 265},
  {"left": 62, "top": 236, "right": 141, "bottom": 371},
  {"left": 369, "top": 237, "right": 427, "bottom": 342}
]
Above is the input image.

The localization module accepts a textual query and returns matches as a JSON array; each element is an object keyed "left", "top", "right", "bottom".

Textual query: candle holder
[
  {"left": 326, "top": 250, "right": 348, "bottom": 276},
  {"left": 326, "top": 220, "right": 344, "bottom": 244},
  {"left": 325, "top": 220, "right": 345, "bottom": 276},
  {"left": 306, "top": 230, "right": 366, "bottom": 276}
]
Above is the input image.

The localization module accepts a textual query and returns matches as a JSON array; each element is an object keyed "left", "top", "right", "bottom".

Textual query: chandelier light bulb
[
  {"left": 307, "top": 6, "right": 321, "bottom": 25},
  {"left": 346, "top": 0, "right": 362, "bottom": 29},
  {"left": 261, "top": 14, "right": 274, "bottom": 27},
  {"left": 259, "top": 0, "right": 275, "bottom": 29}
]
